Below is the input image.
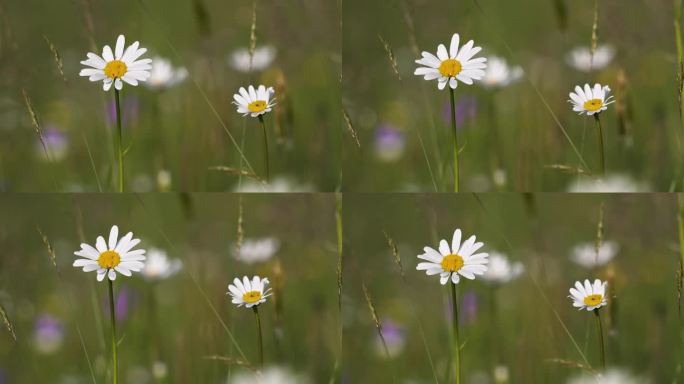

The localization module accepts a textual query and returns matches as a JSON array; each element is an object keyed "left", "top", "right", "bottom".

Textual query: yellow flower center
[
  {"left": 242, "top": 290, "right": 263, "bottom": 304},
  {"left": 104, "top": 60, "right": 128, "bottom": 79},
  {"left": 248, "top": 100, "right": 267, "bottom": 113},
  {"left": 583, "top": 294, "right": 603, "bottom": 306},
  {"left": 97, "top": 250, "right": 121, "bottom": 269},
  {"left": 438, "top": 59, "right": 462, "bottom": 77},
  {"left": 441, "top": 254, "right": 464, "bottom": 272},
  {"left": 583, "top": 99, "right": 603, "bottom": 112}
]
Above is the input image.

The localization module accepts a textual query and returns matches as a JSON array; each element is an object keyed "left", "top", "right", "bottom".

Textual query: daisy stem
[
  {"left": 258, "top": 115, "right": 270, "bottom": 182},
  {"left": 449, "top": 88, "right": 459, "bottom": 192},
  {"left": 450, "top": 282, "right": 461, "bottom": 384},
  {"left": 114, "top": 89, "right": 124, "bottom": 192},
  {"left": 253, "top": 306, "right": 264, "bottom": 368},
  {"left": 108, "top": 278, "right": 118, "bottom": 384},
  {"left": 593, "top": 114, "right": 605, "bottom": 175},
  {"left": 594, "top": 308, "right": 605, "bottom": 370}
]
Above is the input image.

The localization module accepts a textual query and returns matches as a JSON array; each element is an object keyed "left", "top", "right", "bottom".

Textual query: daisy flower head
[
  {"left": 481, "top": 251, "right": 524, "bottom": 285},
  {"left": 145, "top": 56, "right": 188, "bottom": 91},
  {"left": 79, "top": 35, "right": 152, "bottom": 91},
  {"left": 570, "top": 241, "right": 618, "bottom": 269},
  {"left": 229, "top": 45, "right": 277, "bottom": 73},
  {"left": 233, "top": 85, "right": 276, "bottom": 118},
  {"left": 73, "top": 225, "right": 146, "bottom": 282},
  {"left": 141, "top": 248, "right": 183, "bottom": 281},
  {"left": 416, "top": 228, "right": 489, "bottom": 285},
  {"left": 481, "top": 56, "right": 523, "bottom": 89},
  {"left": 227, "top": 276, "right": 272, "bottom": 308},
  {"left": 567, "top": 45, "right": 615, "bottom": 72},
  {"left": 569, "top": 279, "right": 608, "bottom": 311},
  {"left": 568, "top": 83, "right": 614, "bottom": 116},
  {"left": 414, "top": 33, "right": 487, "bottom": 90}
]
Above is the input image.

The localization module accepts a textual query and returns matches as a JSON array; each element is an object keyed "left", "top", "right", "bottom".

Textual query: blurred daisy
[
  {"left": 227, "top": 276, "right": 272, "bottom": 308},
  {"left": 481, "top": 252, "right": 524, "bottom": 284},
  {"left": 145, "top": 56, "right": 188, "bottom": 90},
  {"left": 73, "top": 225, "right": 146, "bottom": 281},
  {"left": 481, "top": 56, "right": 523, "bottom": 89},
  {"left": 229, "top": 46, "right": 276, "bottom": 72},
  {"left": 569, "top": 279, "right": 608, "bottom": 311},
  {"left": 570, "top": 241, "right": 618, "bottom": 268},
  {"left": 233, "top": 176, "right": 315, "bottom": 192},
  {"left": 414, "top": 33, "right": 487, "bottom": 90},
  {"left": 567, "top": 45, "right": 615, "bottom": 72},
  {"left": 567, "top": 368, "right": 648, "bottom": 384},
  {"left": 228, "top": 366, "right": 309, "bottom": 384},
  {"left": 233, "top": 85, "right": 276, "bottom": 118},
  {"left": 568, "top": 83, "right": 614, "bottom": 116},
  {"left": 416, "top": 228, "right": 489, "bottom": 285},
  {"left": 141, "top": 248, "right": 183, "bottom": 281},
  {"left": 79, "top": 34, "right": 152, "bottom": 91},
  {"left": 567, "top": 174, "right": 649, "bottom": 192},
  {"left": 232, "top": 238, "right": 279, "bottom": 264}
]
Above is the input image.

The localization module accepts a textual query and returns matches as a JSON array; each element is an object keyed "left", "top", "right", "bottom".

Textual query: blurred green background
[
  {"left": 342, "top": 0, "right": 683, "bottom": 192},
  {"left": 342, "top": 193, "right": 680, "bottom": 383},
  {"left": 0, "top": 0, "right": 340, "bottom": 192},
  {"left": 0, "top": 193, "right": 338, "bottom": 383}
]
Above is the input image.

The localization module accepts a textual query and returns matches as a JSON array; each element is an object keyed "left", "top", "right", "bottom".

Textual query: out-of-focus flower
[
  {"left": 481, "top": 252, "right": 524, "bottom": 285},
  {"left": 493, "top": 169, "right": 507, "bottom": 188},
  {"left": 152, "top": 361, "right": 168, "bottom": 380},
  {"left": 228, "top": 366, "right": 309, "bottom": 384},
  {"left": 374, "top": 318, "right": 406, "bottom": 358},
  {"left": 131, "top": 174, "right": 154, "bottom": 192},
  {"left": 442, "top": 96, "right": 478, "bottom": 127},
  {"left": 33, "top": 313, "right": 65, "bottom": 354},
  {"left": 481, "top": 56, "right": 523, "bottom": 89},
  {"left": 567, "top": 368, "right": 648, "bottom": 384},
  {"left": 145, "top": 56, "right": 188, "bottom": 90},
  {"left": 102, "top": 286, "right": 137, "bottom": 322},
  {"left": 229, "top": 46, "right": 276, "bottom": 73},
  {"left": 141, "top": 248, "right": 183, "bottom": 281},
  {"left": 567, "top": 45, "right": 615, "bottom": 72},
  {"left": 493, "top": 365, "right": 510, "bottom": 384},
  {"left": 157, "top": 170, "right": 172, "bottom": 191},
  {"left": 233, "top": 177, "right": 315, "bottom": 193},
  {"left": 36, "top": 125, "right": 69, "bottom": 162},
  {"left": 374, "top": 123, "right": 406, "bottom": 162},
  {"left": 460, "top": 291, "right": 478, "bottom": 324},
  {"left": 107, "top": 95, "right": 139, "bottom": 126},
  {"left": 567, "top": 174, "right": 650, "bottom": 193},
  {"left": 232, "top": 238, "right": 279, "bottom": 264},
  {"left": 570, "top": 241, "right": 618, "bottom": 268}
]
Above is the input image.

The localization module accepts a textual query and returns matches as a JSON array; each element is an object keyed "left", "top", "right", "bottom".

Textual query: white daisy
[
  {"left": 569, "top": 279, "right": 608, "bottom": 311},
  {"left": 232, "top": 238, "right": 279, "bottom": 264},
  {"left": 140, "top": 248, "right": 183, "bottom": 281},
  {"left": 567, "top": 45, "right": 615, "bottom": 72},
  {"left": 568, "top": 83, "right": 614, "bottom": 116},
  {"left": 570, "top": 241, "right": 618, "bottom": 269},
  {"left": 481, "top": 56, "right": 523, "bottom": 89},
  {"left": 414, "top": 33, "right": 487, "bottom": 90},
  {"left": 73, "top": 225, "right": 146, "bottom": 282},
  {"left": 567, "top": 174, "right": 650, "bottom": 193},
  {"left": 79, "top": 35, "right": 152, "bottom": 92},
  {"left": 145, "top": 56, "right": 188, "bottom": 90},
  {"left": 233, "top": 85, "right": 276, "bottom": 118},
  {"left": 481, "top": 252, "right": 524, "bottom": 284},
  {"left": 229, "top": 46, "right": 277, "bottom": 73},
  {"left": 227, "top": 276, "right": 272, "bottom": 308},
  {"left": 416, "top": 229, "right": 489, "bottom": 285}
]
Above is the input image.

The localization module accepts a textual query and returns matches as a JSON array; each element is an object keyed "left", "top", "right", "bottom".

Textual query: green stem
[
  {"left": 258, "top": 115, "right": 270, "bottom": 181},
  {"left": 450, "top": 282, "right": 461, "bottom": 384},
  {"left": 114, "top": 89, "right": 124, "bottom": 192},
  {"left": 449, "top": 88, "right": 459, "bottom": 192},
  {"left": 594, "top": 114, "right": 605, "bottom": 175},
  {"left": 253, "top": 306, "right": 264, "bottom": 368},
  {"left": 594, "top": 308, "right": 605, "bottom": 370},
  {"left": 108, "top": 278, "right": 118, "bottom": 384}
]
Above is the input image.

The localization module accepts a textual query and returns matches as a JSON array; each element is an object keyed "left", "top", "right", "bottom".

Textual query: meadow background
[
  {"left": 0, "top": 194, "right": 339, "bottom": 383},
  {"left": 342, "top": 0, "right": 684, "bottom": 192},
  {"left": 342, "top": 193, "right": 681, "bottom": 383},
  {"left": 0, "top": 0, "right": 341, "bottom": 192}
]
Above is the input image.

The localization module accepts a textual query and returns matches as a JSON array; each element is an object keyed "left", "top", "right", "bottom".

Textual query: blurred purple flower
[
  {"left": 442, "top": 95, "right": 478, "bottom": 128},
  {"left": 103, "top": 286, "right": 138, "bottom": 322},
  {"left": 444, "top": 290, "right": 479, "bottom": 325},
  {"left": 375, "top": 318, "right": 406, "bottom": 357},
  {"left": 374, "top": 123, "right": 406, "bottom": 162},
  {"left": 35, "top": 125, "right": 69, "bottom": 161},
  {"left": 33, "top": 313, "right": 65, "bottom": 354},
  {"left": 107, "top": 95, "right": 140, "bottom": 127}
]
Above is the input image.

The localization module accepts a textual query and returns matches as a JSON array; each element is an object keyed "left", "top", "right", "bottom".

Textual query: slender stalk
[
  {"left": 258, "top": 115, "right": 270, "bottom": 181},
  {"left": 108, "top": 278, "right": 118, "bottom": 384},
  {"left": 114, "top": 89, "right": 124, "bottom": 192},
  {"left": 450, "top": 282, "right": 461, "bottom": 384},
  {"left": 593, "top": 114, "right": 605, "bottom": 175},
  {"left": 253, "top": 306, "right": 264, "bottom": 368},
  {"left": 449, "top": 88, "right": 459, "bottom": 192},
  {"left": 594, "top": 308, "right": 605, "bottom": 370}
]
